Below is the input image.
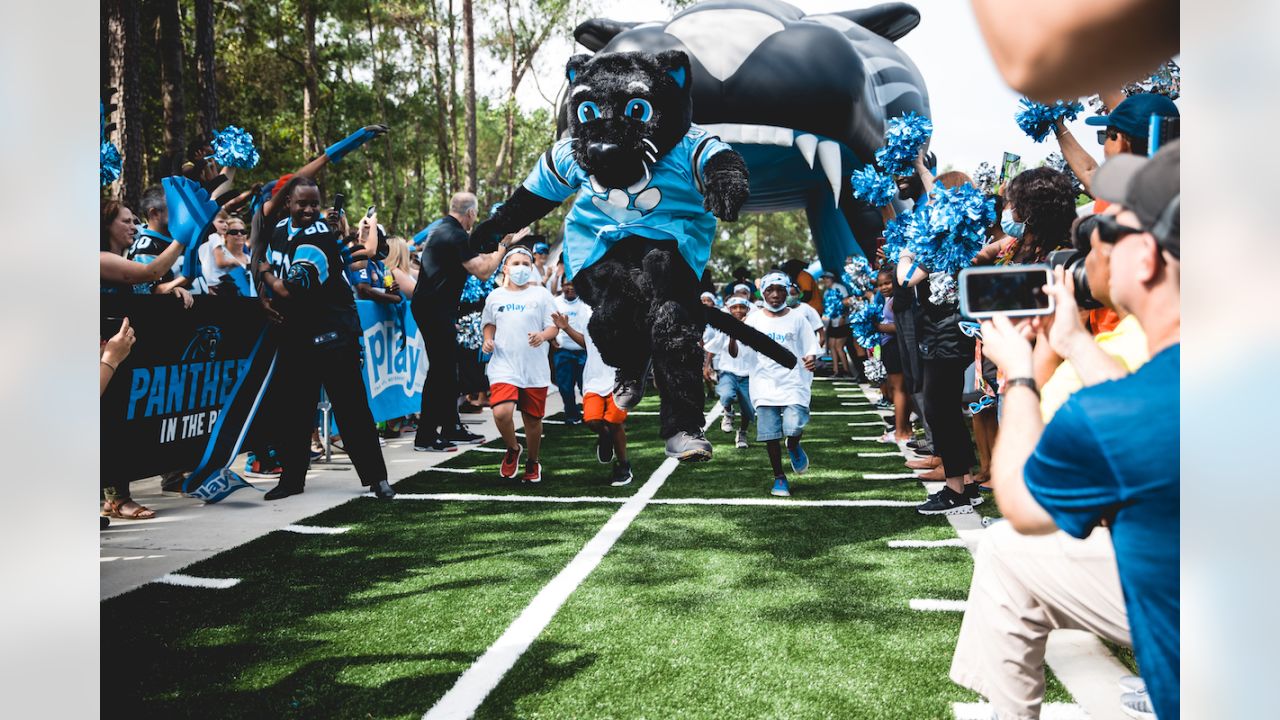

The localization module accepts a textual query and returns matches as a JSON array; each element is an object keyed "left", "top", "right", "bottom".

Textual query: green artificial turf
[{"left": 101, "top": 378, "right": 1070, "bottom": 719}]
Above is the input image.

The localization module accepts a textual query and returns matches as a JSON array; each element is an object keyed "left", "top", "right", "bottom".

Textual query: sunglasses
[
  {"left": 1093, "top": 214, "right": 1145, "bottom": 245},
  {"left": 968, "top": 394, "right": 996, "bottom": 415},
  {"left": 958, "top": 320, "right": 983, "bottom": 339},
  {"left": 225, "top": 229, "right": 247, "bottom": 236},
  {"left": 1096, "top": 128, "right": 1120, "bottom": 146}
]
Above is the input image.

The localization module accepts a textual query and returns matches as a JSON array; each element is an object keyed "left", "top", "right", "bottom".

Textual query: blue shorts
[{"left": 755, "top": 404, "right": 809, "bottom": 442}]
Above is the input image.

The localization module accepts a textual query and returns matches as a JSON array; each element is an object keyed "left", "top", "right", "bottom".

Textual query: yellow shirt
[{"left": 1040, "top": 315, "right": 1150, "bottom": 422}]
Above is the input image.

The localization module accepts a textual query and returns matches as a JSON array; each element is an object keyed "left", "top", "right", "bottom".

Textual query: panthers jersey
[
  {"left": 126, "top": 228, "right": 178, "bottom": 294},
  {"left": 522, "top": 125, "right": 730, "bottom": 280},
  {"left": 277, "top": 219, "right": 361, "bottom": 347}
]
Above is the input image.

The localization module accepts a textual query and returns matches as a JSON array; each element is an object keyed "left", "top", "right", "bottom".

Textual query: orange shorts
[
  {"left": 489, "top": 383, "right": 548, "bottom": 418},
  {"left": 583, "top": 391, "right": 627, "bottom": 425}
]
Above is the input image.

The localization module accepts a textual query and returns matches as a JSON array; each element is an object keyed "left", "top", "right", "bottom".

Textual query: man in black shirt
[{"left": 412, "top": 192, "right": 524, "bottom": 451}]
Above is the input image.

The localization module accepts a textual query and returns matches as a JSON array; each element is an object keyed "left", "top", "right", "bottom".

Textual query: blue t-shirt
[
  {"left": 346, "top": 258, "right": 386, "bottom": 290},
  {"left": 1024, "top": 343, "right": 1179, "bottom": 720},
  {"left": 522, "top": 126, "right": 730, "bottom": 280}
]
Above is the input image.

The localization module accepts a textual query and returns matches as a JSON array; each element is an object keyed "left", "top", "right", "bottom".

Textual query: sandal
[{"left": 101, "top": 499, "right": 157, "bottom": 520}]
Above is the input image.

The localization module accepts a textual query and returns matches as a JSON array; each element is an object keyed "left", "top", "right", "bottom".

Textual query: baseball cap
[
  {"left": 1091, "top": 140, "right": 1179, "bottom": 258},
  {"left": 1085, "top": 93, "right": 1179, "bottom": 138},
  {"left": 760, "top": 271, "right": 791, "bottom": 291},
  {"left": 819, "top": 271, "right": 835, "bottom": 280},
  {"left": 533, "top": 242, "right": 550, "bottom": 254}
]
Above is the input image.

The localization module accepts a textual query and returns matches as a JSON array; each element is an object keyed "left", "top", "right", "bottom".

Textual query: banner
[
  {"left": 355, "top": 300, "right": 428, "bottom": 422},
  {"left": 100, "top": 294, "right": 271, "bottom": 484}
]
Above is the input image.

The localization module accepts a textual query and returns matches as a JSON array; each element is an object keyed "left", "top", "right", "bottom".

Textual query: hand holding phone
[{"left": 958, "top": 264, "right": 1055, "bottom": 319}]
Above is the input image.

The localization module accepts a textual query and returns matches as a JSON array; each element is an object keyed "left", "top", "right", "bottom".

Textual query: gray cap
[{"left": 1092, "top": 140, "right": 1180, "bottom": 258}]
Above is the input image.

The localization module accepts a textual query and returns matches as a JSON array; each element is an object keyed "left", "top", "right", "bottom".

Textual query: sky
[{"left": 474, "top": 0, "right": 1107, "bottom": 175}]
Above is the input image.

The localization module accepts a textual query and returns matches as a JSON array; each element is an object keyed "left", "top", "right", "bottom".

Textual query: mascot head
[{"left": 564, "top": 50, "right": 693, "bottom": 189}]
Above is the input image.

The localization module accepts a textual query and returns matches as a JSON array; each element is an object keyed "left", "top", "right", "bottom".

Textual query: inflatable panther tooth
[{"left": 566, "top": 0, "right": 932, "bottom": 273}]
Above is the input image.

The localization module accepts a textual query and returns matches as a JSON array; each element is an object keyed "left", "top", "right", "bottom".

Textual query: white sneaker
[
  {"left": 1118, "top": 675, "right": 1146, "bottom": 694},
  {"left": 721, "top": 412, "right": 734, "bottom": 433},
  {"left": 878, "top": 431, "right": 899, "bottom": 445},
  {"left": 1120, "top": 691, "right": 1156, "bottom": 719},
  {"left": 735, "top": 429, "right": 748, "bottom": 449}
]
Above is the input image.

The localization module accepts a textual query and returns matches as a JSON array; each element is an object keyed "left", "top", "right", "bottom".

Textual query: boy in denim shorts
[{"left": 744, "top": 272, "right": 819, "bottom": 497}]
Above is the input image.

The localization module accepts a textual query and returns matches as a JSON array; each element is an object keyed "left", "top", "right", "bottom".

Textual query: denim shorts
[{"left": 755, "top": 404, "right": 810, "bottom": 442}]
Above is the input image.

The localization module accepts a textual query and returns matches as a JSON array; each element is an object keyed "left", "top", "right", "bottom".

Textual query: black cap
[{"left": 1092, "top": 140, "right": 1179, "bottom": 258}]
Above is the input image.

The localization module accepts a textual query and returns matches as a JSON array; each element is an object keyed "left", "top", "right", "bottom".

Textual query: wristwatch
[{"left": 1004, "top": 376, "right": 1039, "bottom": 397}]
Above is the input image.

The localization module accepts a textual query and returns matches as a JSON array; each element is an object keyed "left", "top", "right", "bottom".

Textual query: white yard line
[
  {"left": 847, "top": 421, "right": 887, "bottom": 427},
  {"left": 953, "top": 703, "right": 1090, "bottom": 720},
  {"left": 888, "top": 539, "right": 968, "bottom": 549},
  {"left": 469, "top": 447, "right": 509, "bottom": 453},
  {"left": 386, "top": 493, "right": 916, "bottom": 508},
  {"left": 862, "top": 472, "right": 924, "bottom": 480},
  {"left": 281, "top": 525, "right": 351, "bottom": 535},
  {"left": 420, "top": 405, "right": 724, "bottom": 720},
  {"left": 810, "top": 411, "right": 880, "bottom": 416},
  {"left": 909, "top": 598, "right": 968, "bottom": 612},
  {"left": 859, "top": 451, "right": 905, "bottom": 458},
  {"left": 154, "top": 573, "right": 241, "bottom": 589},
  {"left": 390, "top": 493, "right": 625, "bottom": 504}
]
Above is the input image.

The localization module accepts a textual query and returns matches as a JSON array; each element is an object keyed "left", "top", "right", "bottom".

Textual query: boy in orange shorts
[
  {"left": 552, "top": 310, "right": 633, "bottom": 486},
  {"left": 481, "top": 247, "right": 558, "bottom": 482}
]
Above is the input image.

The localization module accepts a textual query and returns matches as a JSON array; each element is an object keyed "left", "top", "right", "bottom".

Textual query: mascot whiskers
[{"left": 472, "top": 50, "right": 795, "bottom": 461}]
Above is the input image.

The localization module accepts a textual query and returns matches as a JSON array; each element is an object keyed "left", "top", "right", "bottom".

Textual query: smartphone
[
  {"left": 958, "top": 264, "right": 1055, "bottom": 319},
  {"left": 101, "top": 316, "right": 125, "bottom": 341},
  {"left": 332, "top": 193, "right": 346, "bottom": 216},
  {"left": 365, "top": 205, "right": 376, "bottom": 219},
  {"left": 999, "top": 151, "right": 1021, "bottom": 183},
  {"left": 1148, "top": 115, "right": 1180, "bottom": 156}
]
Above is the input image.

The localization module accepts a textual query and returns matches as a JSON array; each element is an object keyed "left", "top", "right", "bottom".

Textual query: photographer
[{"left": 948, "top": 142, "right": 1180, "bottom": 720}]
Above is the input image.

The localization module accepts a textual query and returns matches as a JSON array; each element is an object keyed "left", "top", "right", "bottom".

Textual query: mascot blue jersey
[{"left": 523, "top": 125, "right": 730, "bottom": 280}]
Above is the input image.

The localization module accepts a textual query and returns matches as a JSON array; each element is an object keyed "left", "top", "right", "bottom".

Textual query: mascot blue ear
[
  {"left": 655, "top": 50, "right": 691, "bottom": 90},
  {"left": 566, "top": 54, "right": 591, "bottom": 84}
]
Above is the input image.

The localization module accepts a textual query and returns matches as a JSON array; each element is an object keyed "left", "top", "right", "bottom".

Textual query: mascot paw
[{"left": 702, "top": 150, "right": 750, "bottom": 222}]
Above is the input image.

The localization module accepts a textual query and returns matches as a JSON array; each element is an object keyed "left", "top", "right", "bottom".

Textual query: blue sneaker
[
  {"left": 787, "top": 443, "right": 809, "bottom": 474},
  {"left": 771, "top": 476, "right": 791, "bottom": 497}
]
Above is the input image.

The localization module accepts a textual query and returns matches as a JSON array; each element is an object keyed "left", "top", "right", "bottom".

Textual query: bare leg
[
  {"left": 765, "top": 439, "right": 785, "bottom": 476},
  {"left": 973, "top": 410, "right": 999, "bottom": 482},
  {"left": 523, "top": 413, "right": 543, "bottom": 464},
  {"left": 889, "top": 373, "right": 912, "bottom": 440},
  {"left": 493, "top": 403, "right": 518, "bottom": 450},
  {"left": 611, "top": 422, "right": 628, "bottom": 462}
]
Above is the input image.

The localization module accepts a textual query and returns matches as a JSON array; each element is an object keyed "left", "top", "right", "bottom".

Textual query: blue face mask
[
  {"left": 1001, "top": 209, "right": 1026, "bottom": 238},
  {"left": 506, "top": 264, "right": 532, "bottom": 287}
]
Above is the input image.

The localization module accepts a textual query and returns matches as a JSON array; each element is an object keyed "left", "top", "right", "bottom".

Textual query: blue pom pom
[
  {"left": 907, "top": 183, "right": 996, "bottom": 275},
  {"left": 822, "top": 287, "right": 846, "bottom": 321},
  {"left": 881, "top": 211, "right": 918, "bottom": 265},
  {"left": 456, "top": 311, "right": 484, "bottom": 349},
  {"left": 849, "top": 300, "right": 884, "bottom": 350},
  {"left": 841, "top": 256, "right": 875, "bottom": 296},
  {"left": 101, "top": 141, "right": 122, "bottom": 186},
  {"left": 850, "top": 167, "right": 897, "bottom": 207},
  {"left": 211, "top": 125, "right": 261, "bottom": 169},
  {"left": 460, "top": 274, "right": 495, "bottom": 304},
  {"left": 1015, "top": 99, "right": 1084, "bottom": 143},
  {"left": 874, "top": 111, "right": 933, "bottom": 176}
]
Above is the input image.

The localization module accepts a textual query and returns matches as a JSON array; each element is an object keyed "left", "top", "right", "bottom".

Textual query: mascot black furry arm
[{"left": 471, "top": 49, "right": 794, "bottom": 462}]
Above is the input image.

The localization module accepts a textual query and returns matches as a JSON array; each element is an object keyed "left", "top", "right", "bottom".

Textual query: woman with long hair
[{"left": 100, "top": 199, "right": 187, "bottom": 300}]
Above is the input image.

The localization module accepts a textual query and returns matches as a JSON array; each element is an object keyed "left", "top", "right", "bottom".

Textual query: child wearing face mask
[{"left": 481, "top": 247, "right": 559, "bottom": 483}]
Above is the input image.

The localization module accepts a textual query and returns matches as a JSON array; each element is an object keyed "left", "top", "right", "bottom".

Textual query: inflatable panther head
[{"left": 563, "top": 50, "right": 694, "bottom": 189}]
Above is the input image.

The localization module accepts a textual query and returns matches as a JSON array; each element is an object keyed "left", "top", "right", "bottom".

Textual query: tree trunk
[
  {"left": 426, "top": 0, "right": 454, "bottom": 201},
  {"left": 193, "top": 0, "right": 218, "bottom": 140},
  {"left": 156, "top": 0, "right": 187, "bottom": 177},
  {"left": 105, "top": 0, "right": 144, "bottom": 208},
  {"left": 448, "top": 0, "right": 459, "bottom": 188},
  {"left": 365, "top": 1, "right": 393, "bottom": 206},
  {"left": 462, "top": 0, "right": 477, "bottom": 193},
  {"left": 301, "top": 0, "right": 321, "bottom": 157}
]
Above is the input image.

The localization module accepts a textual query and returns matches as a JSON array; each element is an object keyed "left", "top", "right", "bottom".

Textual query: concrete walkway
[{"left": 100, "top": 395, "right": 563, "bottom": 600}]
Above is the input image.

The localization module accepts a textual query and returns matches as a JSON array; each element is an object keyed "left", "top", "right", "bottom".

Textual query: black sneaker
[
  {"left": 916, "top": 487, "right": 973, "bottom": 516},
  {"left": 443, "top": 428, "right": 484, "bottom": 445},
  {"left": 612, "top": 361, "right": 651, "bottom": 411},
  {"left": 596, "top": 432, "right": 614, "bottom": 464},
  {"left": 609, "top": 462, "right": 634, "bottom": 487},
  {"left": 414, "top": 438, "right": 458, "bottom": 453},
  {"left": 964, "top": 483, "right": 984, "bottom": 507},
  {"left": 264, "top": 484, "right": 304, "bottom": 501}
]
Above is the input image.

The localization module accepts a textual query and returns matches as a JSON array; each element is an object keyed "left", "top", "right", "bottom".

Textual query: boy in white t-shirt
[
  {"left": 744, "top": 273, "right": 820, "bottom": 497},
  {"left": 552, "top": 311, "right": 634, "bottom": 487},
  {"left": 704, "top": 297, "right": 755, "bottom": 449},
  {"left": 481, "top": 247, "right": 558, "bottom": 483}
]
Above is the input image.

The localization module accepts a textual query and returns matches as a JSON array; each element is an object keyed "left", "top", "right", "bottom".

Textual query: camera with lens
[{"left": 1047, "top": 214, "right": 1103, "bottom": 310}]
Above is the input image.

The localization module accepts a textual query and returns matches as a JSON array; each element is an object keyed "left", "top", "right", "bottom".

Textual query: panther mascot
[{"left": 470, "top": 50, "right": 794, "bottom": 462}]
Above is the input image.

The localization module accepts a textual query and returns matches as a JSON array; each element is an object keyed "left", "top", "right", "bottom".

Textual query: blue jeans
[
  {"left": 716, "top": 371, "right": 754, "bottom": 426},
  {"left": 755, "top": 404, "right": 810, "bottom": 442},
  {"left": 554, "top": 348, "right": 587, "bottom": 421}
]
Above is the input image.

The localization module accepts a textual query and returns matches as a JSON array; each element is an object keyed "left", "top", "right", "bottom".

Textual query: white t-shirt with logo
[
  {"left": 704, "top": 327, "right": 755, "bottom": 376},
  {"left": 481, "top": 284, "right": 556, "bottom": 388},
  {"left": 793, "top": 301, "right": 824, "bottom": 334},
  {"left": 581, "top": 325, "right": 618, "bottom": 396},
  {"left": 743, "top": 308, "right": 820, "bottom": 407},
  {"left": 553, "top": 295, "right": 591, "bottom": 351}
]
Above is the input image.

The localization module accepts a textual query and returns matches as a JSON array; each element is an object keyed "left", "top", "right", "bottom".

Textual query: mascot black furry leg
[{"left": 472, "top": 50, "right": 794, "bottom": 461}]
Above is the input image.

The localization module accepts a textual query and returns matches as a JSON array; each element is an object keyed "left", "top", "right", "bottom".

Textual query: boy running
[
  {"left": 553, "top": 309, "right": 634, "bottom": 486},
  {"left": 704, "top": 296, "right": 755, "bottom": 449}
]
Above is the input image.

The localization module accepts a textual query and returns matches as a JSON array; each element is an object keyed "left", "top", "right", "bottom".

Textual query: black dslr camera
[{"left": 1047, "top": 214, "right": 1103, "bottom": 310}]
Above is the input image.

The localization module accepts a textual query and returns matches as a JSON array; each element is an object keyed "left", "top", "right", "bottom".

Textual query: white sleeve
[
  {"left": 704, "top": 329, "right": 727, "bottom": 355},
  {"left": 799, "top": 315, "right": 821, "bottom": 357},
  {"left": 481, "top": 294, "right": 497, "bottom": 329},
  {"left": 539, "top": 287, "right": 556, "bottom": 328}
]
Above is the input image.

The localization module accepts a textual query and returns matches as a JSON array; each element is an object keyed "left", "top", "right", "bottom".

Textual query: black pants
[
  {"left": 276, "top": 339, "right": 387, "bottom": 490},
  {"left": 574, "top": 239, "right": 704, "bottom": 439},
  {"left": 921, "top": 356, "right": 975, "bottom": 478},
  {"left": 413, "top": 309, "right": 461, "bottom": 445}
]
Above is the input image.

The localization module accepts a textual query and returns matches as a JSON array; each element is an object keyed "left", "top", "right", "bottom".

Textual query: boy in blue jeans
[
  {"left": 743, "top": 273, "right": 819, "bottom": 497},
  {"left": 704, "top": 296, "right": 756, "bottom": 449}
]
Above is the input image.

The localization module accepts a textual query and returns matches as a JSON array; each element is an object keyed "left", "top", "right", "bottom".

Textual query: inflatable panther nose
[{"left": 586, "top": 142, "right": 625, "bottom": 166}]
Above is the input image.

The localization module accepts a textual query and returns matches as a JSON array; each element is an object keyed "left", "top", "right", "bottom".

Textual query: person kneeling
[
  {"left": 482, "top": 247, "right": 557, "bottom": 483},
  {"left": 746, "top": 273, "right": 819, "bottom": 497}
]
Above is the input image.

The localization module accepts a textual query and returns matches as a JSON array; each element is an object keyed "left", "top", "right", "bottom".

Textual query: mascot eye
[
  {"left": 576, "top": 101, "right": 601, "bottom": 123},
  {"left": 625, "top": 98, "right": 653, "bottom": 122}
]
